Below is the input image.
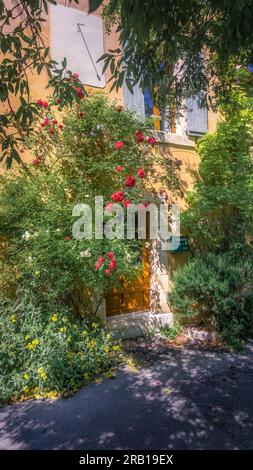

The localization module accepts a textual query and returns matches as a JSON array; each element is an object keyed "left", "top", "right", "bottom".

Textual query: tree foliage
[{"left": 90, "top": 0, "right": 253, "bottom": 111}]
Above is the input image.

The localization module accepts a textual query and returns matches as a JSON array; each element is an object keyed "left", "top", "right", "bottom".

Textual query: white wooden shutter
[
  {"left": 123, "top": 81, "right": 145, "bottom": 117},
  {"left": 187, "top": 96, "right": 208, "bottom": 135}
]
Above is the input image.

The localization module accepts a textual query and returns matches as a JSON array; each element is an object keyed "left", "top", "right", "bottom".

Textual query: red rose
[
  {"left": 42, "top": 101, "right": 49, "bottom": 109},
  {"left": 105, "top": 202, "right": 114, "bottom": 213},
  {"left": 53, "top": 119, "right": 58, "bottom": 125},
  {"left": 49, "top": 128, "right": 55, "bottom": 135},
  {"left": 147, "top": 136, "right": 157, "bottom": 145},
  {"left": 125, "top": 175, "right": 136, "bottom": 188},
  {"left": 58, "top": 124, "right": 63, "bottom": 130},
  {"left": 64, "top": 236, "right": 71, "bottom": 241},
  {"left": 105, "top": 269, "right": 112, "bottom": 276},
  {"left": 107, "top": 252, "right": 115, "bottom": 260},
  {"left": 109, "top": 259, "right": 117, "bottom": 270},
  {"left": 136, "top": 131, "right": 144, "bottom": 142},
  {"left": 79, "top": 112, "right": 85, "bottom": 118},
  {"left": 32, "top": 157, "right": 42, "bottom": 166},
  {"left": 41, "top": 118, "right": 50, "bottom": 127},
  {"left": 123, "top": 199, "right": 132, "bottom": 208},
  {"left": 116, "top": 105, "right": 124, "bottom": 112},
  {"left": 116, "top": 165, "right": 123, "bottom": 172},
  {"left": 56, "top": 98, "right": 61, "bottom": 104},
  {"left": 137, "top": 168, "right": 145, "bottom": 179},
  {"left": 95, "top": 257, "right": 105, "bottom": 269},
  {"left": 114, "top": 141, "right": 124, "bottom": 150},
  {"left": 37, "top": 99, "right": 43, "bottom": 106},
  {"left": 111, "top": 191, "right": 124, "bottom": 202}
]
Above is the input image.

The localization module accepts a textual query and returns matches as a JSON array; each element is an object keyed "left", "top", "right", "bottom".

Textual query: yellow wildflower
[
  {"left": 10, "top": 315, "right": 17, "bottom": 324},
  {"left": 59, "top": 326, "right": 67, "bottom": 334},
  {"left": 104, "top": 346, "right": 109, "bottom": 353},
  {"left": 112, "top": 345, "right": 120, "bottom": 352},
  {"left": 24, "top": 335, "right": 30, "bottom": 341},
  {"left": 23, "top": 385, "right": 30, "bottom": 394},
  {"left": 51, "top": 313, "right": 58, "bottom": 322},
  {"left": 37, "top": 367, "right": 47, "bottom": 381},
  {"left": 27, "top": 339, "right": 39, "bottom": 351},
  {"left": 23, "top": 373, "right": 30, "bottom": 381},
  {"left": 35, "top": 271, "right": 40, "bottom": 277}
]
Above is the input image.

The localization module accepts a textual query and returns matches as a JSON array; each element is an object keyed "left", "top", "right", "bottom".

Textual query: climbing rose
[
  {"left": 125, "top": 175, "right": 136, "bottom": 188},
  {"left": 79, "top": 112, "right": 85, "bottom": 118},
  {"left": 105, "top": 269, "right": 112, "bottom": 276},
  {"left": 109, "top": 259, "right": 117, "bottom": 270},
  {"left": 41, "top": 118, "right": 50, "bottom": 127},
  {"left": 95, "top": 257, "right": 105, "bottom": 269},
  {"left": 111, "top": 191, "right": 124, "bottom": 202},
  {"left": 114, "top": 141, "right": 124, "bottom": 150},
  {"left": 136, "top": 131, "right": 144, "bottom": 142},
  {"left": 107, "top": 252, "right": 115, "bottom": 260},
  {"left": 37, "top": 99, "right": 48, "bottom": 108},
  {"left": 116, "top": 165, "right": 123, "bottom": 172},
  {"left": 147, "top": 136, "right": 157, "bottom": 145},
  {"left": 123, "top": 199, "right": 132, "bottom": 208},
  {"left": 49, "top": 128, "right": 55, "bottom": 135},
  {"left": 56, "top": 98, "right": 61, "bottom": 104},
  {"left": 64, "top": 236, "right": 71, "bottom": 241},
  {"left": 53, "top": 119, "right": 58, "bottom": 125},
  {"left": 105, "top": 202, "right": 114, "bottom": 213},
  {"left": 32, "top": 157, "right": 42, "bottom": 166},
  {"left": 137, "top": 168, "right": 145, "bottom": 179},
  {"left": 137, "top": 203, "right": 147, "bottom": 210},
  {"left": 75, "top": 87, "right": 85, "bottom": 99}
]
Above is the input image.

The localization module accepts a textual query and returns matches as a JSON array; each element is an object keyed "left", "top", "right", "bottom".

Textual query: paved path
[{"left": 1, "top": 343, "right": 253, "bottom": 450}]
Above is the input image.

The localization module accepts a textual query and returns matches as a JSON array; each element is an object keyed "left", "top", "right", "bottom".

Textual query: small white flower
[
  {"left": 80, "top": 249, "right": 91, "bottom": 258},
  {"left": 56, "top": 228, "right": 61, "bottom": 233},
  {"left": 34, "top": 231, "right": 39, "bottom": 238},
  {"left": 28, "top": 256, "right": 33, "bottom": 263},
  {"left": 22, "top": 230, "right": 31, "bottom": 241}
]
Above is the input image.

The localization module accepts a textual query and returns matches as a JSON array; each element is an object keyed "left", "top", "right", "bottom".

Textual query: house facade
[{"left": 3, "top": 0, "right": 218, "bottom": 330}]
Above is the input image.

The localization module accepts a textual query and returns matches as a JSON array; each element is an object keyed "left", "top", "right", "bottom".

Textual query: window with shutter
[
  {"left": 186, "top": 96, "right": 208, "bottom": 136},
  {"left": 123, "top": 80, "right": 145, "bottom": 118}
]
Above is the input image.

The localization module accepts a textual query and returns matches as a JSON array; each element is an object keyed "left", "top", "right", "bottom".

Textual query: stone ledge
[
  {"left": 107, "top": 311, "right": 173, "bottom": 339},
  {"left": 153, "top": 131, "right": 196, "bottom": 148}
]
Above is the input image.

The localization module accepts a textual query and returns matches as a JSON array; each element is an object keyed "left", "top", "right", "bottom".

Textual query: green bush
[
  {"left": 0, "top": 289, "right": 121, "bottom": 403},
  {"left": 182, "top": 106, "right": 253, "bottom": 256},
  {"left": 160, "top": 321, "right": 181, "bottom": 340},
  {"left": 169, "top": 253, "right": 253, "bottom": 348}
]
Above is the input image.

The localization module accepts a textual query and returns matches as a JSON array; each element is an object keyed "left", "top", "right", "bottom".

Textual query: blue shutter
[
  {"left": 123, "top": 81, "right": 145, "bottom": 117},
  {"left": 187, "top": 96, "right": 208, "bottom": 135}
]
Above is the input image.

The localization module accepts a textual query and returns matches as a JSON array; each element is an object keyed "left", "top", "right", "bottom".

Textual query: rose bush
[{"left": 0, "top": 94, "right": 181, "bottom": 316}]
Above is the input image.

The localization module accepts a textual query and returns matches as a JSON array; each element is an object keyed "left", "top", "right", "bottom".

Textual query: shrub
[
  {"left": 0, "top": 289, "right": 121, "bottom": 403},
  {"left": 160, "top": 321, "right": 181, "bottom": 340},
  {"left": 0, "top": 94, "right": 181, "bottom": 315},
  {"left": 169, "top": 253, "right": 253, "bottom": 348},
  {"left": 182, "top": 109, "right": 253, "bottom": 256}
]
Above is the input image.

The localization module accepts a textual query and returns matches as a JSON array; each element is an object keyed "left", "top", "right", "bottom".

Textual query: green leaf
[{"left": 88, "top": 0, "right": 103, "bottom": 13}]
